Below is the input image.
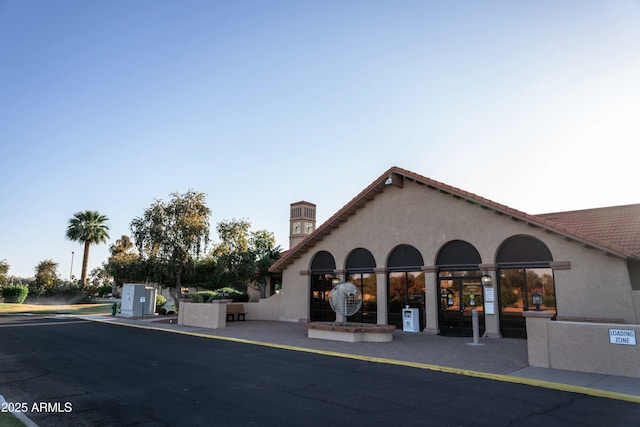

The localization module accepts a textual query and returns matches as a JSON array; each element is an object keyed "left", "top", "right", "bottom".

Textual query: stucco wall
[
  {"left": 277, "top": 179, "right": 637, "bottom": 325},
  {"left": 548, "top": 321, "right": 640, "bottom": 377},
  {"left": 244, "top": 293, "right": 284, "bottom": 321},
  {"left": 178, "top": 301, "right": 227, "bottom": 329},
  {"left": 553, "top": 253, "right": 636, "bottom": 323},
  {"left": 526, "top": 314, "right": 640, "bottom": 378},
  {"left": 278, "top": 268, "right": 310, "bottom": 322}
]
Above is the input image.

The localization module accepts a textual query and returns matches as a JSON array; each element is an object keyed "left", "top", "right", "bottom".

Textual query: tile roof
[
  {"left": 537, "top": 204, "right": 640, "bottom": 258},
  {"left": 269, "top": 167, "right": 640, "bottom": 272}
]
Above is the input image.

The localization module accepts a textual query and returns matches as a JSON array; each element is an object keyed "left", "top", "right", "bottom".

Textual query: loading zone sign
[{"left": 609, "top": 329, "right": 636, "bottom": 346}]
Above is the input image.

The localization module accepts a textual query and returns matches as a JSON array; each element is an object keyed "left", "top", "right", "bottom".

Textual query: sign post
[{"left": 140, "top": 296, "right": 146, "bottom": 320}]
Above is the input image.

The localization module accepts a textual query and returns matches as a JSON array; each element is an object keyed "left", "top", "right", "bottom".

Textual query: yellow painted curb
[{"left": 86, "top": 317, "right": 640, "bottom": 404}]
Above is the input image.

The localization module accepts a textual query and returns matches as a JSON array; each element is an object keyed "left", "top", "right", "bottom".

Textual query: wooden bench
[{"left": 226, "top": 304, "right": 246, "bottom": 322}]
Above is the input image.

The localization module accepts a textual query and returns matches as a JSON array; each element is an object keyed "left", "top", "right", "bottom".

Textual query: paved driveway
[{"left": 0, "top": 316, "right": 638, "bottom": 426}]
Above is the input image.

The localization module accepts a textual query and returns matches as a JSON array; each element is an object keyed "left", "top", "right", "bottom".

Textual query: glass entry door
[{"left": 438, "top": 277, "right": 484, "bottom": 336}]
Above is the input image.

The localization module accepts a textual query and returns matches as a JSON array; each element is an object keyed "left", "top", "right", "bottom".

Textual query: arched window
[
  {"left": 387, "top": 245, "right": 425, "bottom": 330},
  {"left": 345, "top": 248, "right": 377, "bottom": 324},
  {"left": 496, "top": 235, "right": 556, "bottom": 339},
  {"left": 346, "top": 248, "right": 376, "bottom": 271},
  {"left": 497, "top": 235, "right": 553, "bottom": 265},
  {"left": 388, "top": 244, "right": 424, "bottom": 271},
  {"left": 436, "top": 240, "right": 482, "bottom": 269},
  {"left": 310, "top": 251, "right": 336, "bottom": 272},
  {"left": 436, "top": 240, "right": 484, "bottom": 336},
  {"left": 310, "top": 251, "right": 336, "bottom": 322}
]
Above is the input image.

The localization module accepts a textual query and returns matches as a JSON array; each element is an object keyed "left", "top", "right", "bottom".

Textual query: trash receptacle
[{"left": 402, "top": 306, "right": 420, "bottom": 332}]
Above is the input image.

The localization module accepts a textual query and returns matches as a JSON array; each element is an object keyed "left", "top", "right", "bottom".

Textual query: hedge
[
  {"left": 192, "top": 288, "right": 249, "bottom": 303},
  {"left": 1, "top": 285, "right": 29, "bottom": 304}
]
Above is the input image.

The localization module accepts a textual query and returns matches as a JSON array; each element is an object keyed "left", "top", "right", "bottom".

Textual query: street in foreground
[{"left": 0, "top": 316, "right": 638, "bottom": 426}]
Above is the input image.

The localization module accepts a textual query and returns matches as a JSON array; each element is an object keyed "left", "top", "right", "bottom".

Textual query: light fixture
[
  {"left": 532, "top": 291, "right": 543, "bottom": 311},
  {"left": 384, "top": 176, "right": 393, "bottom": 185},
  {"left": 481, "top": 270, "right": 492, "bottom": 287}
]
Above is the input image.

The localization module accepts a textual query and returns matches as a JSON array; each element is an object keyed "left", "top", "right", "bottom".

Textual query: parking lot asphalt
[{"left": 88, "top": 315, "right": 640, "bottom": 402}]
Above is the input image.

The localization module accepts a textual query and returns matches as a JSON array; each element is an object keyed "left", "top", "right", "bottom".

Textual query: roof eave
[{"left": 268, "top": 166, "right": 636, "bottom": 272}]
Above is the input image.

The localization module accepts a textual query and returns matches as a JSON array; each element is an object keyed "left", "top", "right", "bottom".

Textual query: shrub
[
  {"left": 156, "top": 294, "right": 167, "bottom": 311},
  {"left": 543, "top": 295, "right": 556, "bottom": 308},
  {"left": 213, "top": 287, "right": 248, "bottom": 302},
  {"left": 196, "top": 290, "right": 217, "bottom": 302},
  {"left": 1, "top": 285, "right": 29, "bottom": 304},
  {"left": 98, "top": 285, "right": 112, "bottom": 297},
  {"left": 190, "top": 294, "right": 204, "bottom": 303}
]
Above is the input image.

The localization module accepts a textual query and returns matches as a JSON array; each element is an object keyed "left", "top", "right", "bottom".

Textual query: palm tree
[{"left": 66, "top": 210, "right": 110, "bottom": 287}]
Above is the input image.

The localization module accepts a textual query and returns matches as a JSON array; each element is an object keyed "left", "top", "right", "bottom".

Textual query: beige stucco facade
[{"left": 266, "top": 170, "right": 639, "bottom": 338}]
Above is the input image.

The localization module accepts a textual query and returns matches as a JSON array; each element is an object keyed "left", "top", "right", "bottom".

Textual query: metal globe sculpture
[{"left": 329, "top": 282, "right": 362, "bottom": 325}]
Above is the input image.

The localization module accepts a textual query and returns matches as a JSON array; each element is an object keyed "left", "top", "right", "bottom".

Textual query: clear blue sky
[{"left": 1, "top": 0, "right": 639, "bottom": 278}]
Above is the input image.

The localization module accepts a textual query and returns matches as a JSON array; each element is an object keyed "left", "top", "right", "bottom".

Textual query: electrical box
[
  {"left": 120, "top": 284, "right": 157, "bottom": 317},
  {"left": 402, "top": 306, "right": 420, "bottom": 332}
]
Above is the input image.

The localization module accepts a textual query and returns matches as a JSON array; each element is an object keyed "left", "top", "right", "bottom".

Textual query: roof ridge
[{"left": 269, "top": 167, "right": 638, "bottom": 273}]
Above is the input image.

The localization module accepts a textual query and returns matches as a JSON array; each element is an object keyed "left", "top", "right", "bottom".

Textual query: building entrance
[{"left": 438, "top": 276, "right": 485, "bottom": 336}]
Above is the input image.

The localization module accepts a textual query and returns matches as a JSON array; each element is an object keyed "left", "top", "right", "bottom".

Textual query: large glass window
[
  {"left": 309, "top": 251, "right": 336, "bottom": 322},
  {"left": 311, "top": 274, "right": 336, "bottom": 322},
  {"left": 498, "top": 268, "right": 556, "bottom": 338},
  {"left": 346, "top": 273, "right": 377, "bottom": 323},
  {"left": 387, "top": 244, "right": 425, "bottom": 330},
  {"left": 346, "top": 248, "right": 377, "bottom": 324},
  {"left": 496, "top": 235, "right": 555, "bottom": 339},
  {"left": 388, "top": 271, "right": 425, "bottom": 329}
]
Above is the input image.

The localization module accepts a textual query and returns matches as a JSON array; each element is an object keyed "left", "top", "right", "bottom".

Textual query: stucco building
[{"left": 267, "top": 166, "right": 640, "bottom": 340}]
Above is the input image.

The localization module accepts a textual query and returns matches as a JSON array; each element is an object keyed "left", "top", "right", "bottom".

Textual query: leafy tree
[
  {"left": 214, "top": 218, "right": 251, "bottom": 255},
  {"left": 210, "top": 219, "right": 281, "bottom": 297},
  {"left": 184, "top": 256, "right": 222, "bottom": 289},
  {"left": 211, "top": 219, "right": 252, "bottom": 288},
  {"left": 130, "top": 190, "right": 211, "bottom": 304},
  {"left": 248, "top": 230, "right": 281, "bottom": 298},
  {"left": 0, "top": 259, "right": 9, "bottom": 287},
  {"left": 65, "top": 210, "right": 110, "bottom": 287},
  {"left": 32, "top": 259, "right": 61, "bottom": 299},
  {"left": 89, "top": 265, "right": 111, "bottom": 288},
  {"left": 110, "top": 235, "right": 135, "bottom": 257},
  {"left": 105, "top": 235, "right": 147, "bottom": 288}
]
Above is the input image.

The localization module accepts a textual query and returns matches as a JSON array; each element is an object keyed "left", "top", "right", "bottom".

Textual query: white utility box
[
  {"left": 120, "top": 284, "right": 157, "bottom": 317},
  {"left": 402, "top": 306, "right": 420, "bottom": 332}
]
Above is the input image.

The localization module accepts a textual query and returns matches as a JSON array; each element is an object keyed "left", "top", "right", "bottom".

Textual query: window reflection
[
  {"left": 346, "top": 273, "right": 377, "bottom": 324},
  {"left": 388, "top": 271, "right": 425, "bottom": 329},
  {"left": 310, "top": 273, "right": 335, "bottom": 322},
  {"left": 499, "top": 268, "right": 556, "bottom": 338}
]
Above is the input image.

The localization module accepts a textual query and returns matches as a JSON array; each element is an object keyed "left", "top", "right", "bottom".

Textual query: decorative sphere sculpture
[{"left": 329, "top": 282, "right": 362, "bottom": 325}]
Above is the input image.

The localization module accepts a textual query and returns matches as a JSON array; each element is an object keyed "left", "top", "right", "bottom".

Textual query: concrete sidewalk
[{"left": 87, "top": 316, "right": 640, "bottom": 402}]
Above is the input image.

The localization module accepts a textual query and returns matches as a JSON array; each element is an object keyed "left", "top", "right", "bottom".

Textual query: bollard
[{"left": 472, "top": 309, "right": 479, "bottom": 345}]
